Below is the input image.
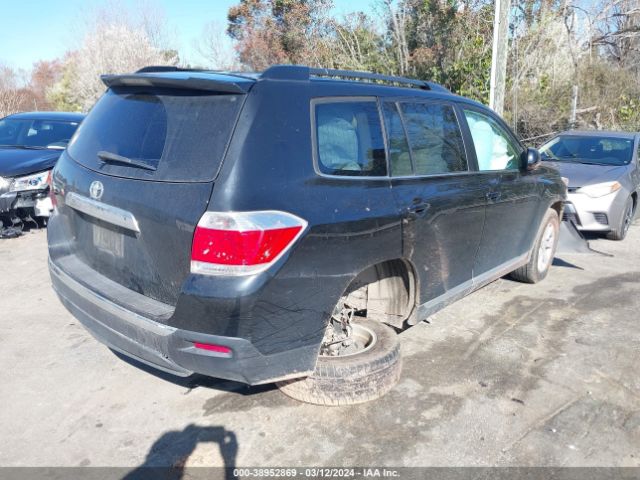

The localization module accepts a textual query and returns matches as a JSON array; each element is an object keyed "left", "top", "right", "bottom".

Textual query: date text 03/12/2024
[{"left": 232, "top": 468, "right": 400, "bottom": 478}]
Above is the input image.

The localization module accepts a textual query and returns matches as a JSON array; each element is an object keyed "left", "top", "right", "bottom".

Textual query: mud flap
[
  {"left": 557, "top": 220, "right": 612, "bottom": 257},
  {"left": 557, "top": 220, "right": 590, "bottom": 254}
]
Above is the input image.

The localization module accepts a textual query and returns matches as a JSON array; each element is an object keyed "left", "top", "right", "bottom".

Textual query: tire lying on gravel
[
  {"left": 277, "top": 319, "right": 401, "bottom": 406},
  {"left": 510, "top": 208, "right": 559, "bottom": 284}
]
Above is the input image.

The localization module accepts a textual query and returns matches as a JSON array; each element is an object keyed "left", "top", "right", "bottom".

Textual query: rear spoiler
[{"left": 101, "top": 73, "right": 253, "bottom": 94}]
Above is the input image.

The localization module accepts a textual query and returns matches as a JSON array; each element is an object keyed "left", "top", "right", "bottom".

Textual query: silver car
[{"left": 540, "top": 130, "right": 639, "bottom": 240}]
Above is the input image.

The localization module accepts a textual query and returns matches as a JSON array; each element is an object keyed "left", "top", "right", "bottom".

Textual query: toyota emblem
[{"left": 89, "top": 181, "right": 104, "bottom": 200}]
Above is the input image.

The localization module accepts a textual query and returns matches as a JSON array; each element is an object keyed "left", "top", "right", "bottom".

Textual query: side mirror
[{"left": 522, "top": 148, "right": 541, "bottom": 170}]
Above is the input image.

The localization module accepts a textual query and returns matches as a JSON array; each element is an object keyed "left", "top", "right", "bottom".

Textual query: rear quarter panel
[{"left": 170, "top": 79, "right": 403, "bottom": 356}]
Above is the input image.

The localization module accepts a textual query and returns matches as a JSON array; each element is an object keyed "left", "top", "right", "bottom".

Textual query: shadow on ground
[
  {"left": 552, "top": 258, "right": 584, "bottom": 270},
  {"left": 122, "top": 424, "right": 238, "bottom": 480}
]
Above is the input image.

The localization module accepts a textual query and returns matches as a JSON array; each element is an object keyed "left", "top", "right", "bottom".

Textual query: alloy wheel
[{"left": 537, "top": 222, "right": 555, "bottom": 273}]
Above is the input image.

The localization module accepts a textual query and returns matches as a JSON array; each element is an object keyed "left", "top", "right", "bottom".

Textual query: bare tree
[
  {"left": 138, "top": 0, "right": 176, "bottom": 52},
  {"left": 0, "top": 65, "right": 28, "bottom": 117},
  {"left": 383, "top": 0, "right": 410, "bottom": 75},
  {"left": 0, "top": 90, "right": 26, "bottom": 118},
  {"left": 327, "top": 12, "right": 395, "bottom": 73},
  {"left": 587, "top": 0, "right": 640, "bottom": 71},
  {"left": 194, "top": 21, "right": 242, "bottom": 70},
  {"left": 58, "top": 1, "right": 178, "bottom": 112}
]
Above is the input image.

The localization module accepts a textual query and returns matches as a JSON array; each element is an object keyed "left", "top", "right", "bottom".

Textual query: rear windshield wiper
[{"left": 97, "top": 151, "right": 157, "bottom": 171}]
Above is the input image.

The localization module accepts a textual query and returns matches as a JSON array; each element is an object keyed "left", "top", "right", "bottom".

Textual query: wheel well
[
  {"left": 339, "top": 259, "right": 416, "bottom": 329},
  {"left": 550, "top": 201, "right": 563, "bottom": 219},
  {"left": 631, "top": 192, "right": 637, "bottom": 211}
]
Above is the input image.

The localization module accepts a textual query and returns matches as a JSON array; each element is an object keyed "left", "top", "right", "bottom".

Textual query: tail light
[{"left": 191, "top": 211, "right": 307, "bottom": 276}]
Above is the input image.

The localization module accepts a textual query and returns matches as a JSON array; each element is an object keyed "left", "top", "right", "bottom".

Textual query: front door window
[{"left": 463, "top": 109, "right": 520, "bottom": 171}]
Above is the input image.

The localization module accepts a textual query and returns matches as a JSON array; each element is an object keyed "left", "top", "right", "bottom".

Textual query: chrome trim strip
[
  {"left": 415, "top": 253, "right": 528, "bottom": 321},
  {"left": 49, "top": 259, "right": 176, "bottom": 337},
  {"left": 472, "top": 253, "right": 529, "bottom": 290},
  {"left": 416, "top": 279, "right": 473, "bottom": 321},
  {"left": 65, "top": 192, "right": 140, "bottom": 233}
]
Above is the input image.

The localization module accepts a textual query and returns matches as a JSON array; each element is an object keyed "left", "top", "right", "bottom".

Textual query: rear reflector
[
  {"left": 191, "top": 211, "right": 307, "bottom": 276},
  {"left": 193, "top": 342, "right": 232, "bottom": 355}
]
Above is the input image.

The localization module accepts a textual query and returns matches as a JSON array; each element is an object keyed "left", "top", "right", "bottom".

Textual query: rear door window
[
  {"left": 399, "top": 102, "right": 468, "bottom": 175},
  {"left": 314, "top": 100, "right": 387, "bottom": 177},
  {"left": 382, "top": 102, "right": 413, "bottom": 176},
  {"left": 67, "top": 87, "right": 244, "bottom": 182}
]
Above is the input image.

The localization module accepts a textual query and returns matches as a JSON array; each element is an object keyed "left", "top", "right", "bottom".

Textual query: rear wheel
[
  {"left": 607, "top": 197, "right": 634, "bottom": 241},
  {"left": 510, "top": 209, "right": 559, "bottom": 284},
  {"left": 277, "top": 318, "right": 401, "bottom": 406}
]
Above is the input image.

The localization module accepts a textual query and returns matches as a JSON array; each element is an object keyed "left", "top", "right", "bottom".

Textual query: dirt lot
[{"left": 0, "top": 223, "right": 639, "bottom": 469}]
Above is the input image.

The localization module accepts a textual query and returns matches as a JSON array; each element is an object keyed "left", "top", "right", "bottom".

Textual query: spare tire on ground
[{"left": 277, "top": 318, "right": 402, "bottom": 406}]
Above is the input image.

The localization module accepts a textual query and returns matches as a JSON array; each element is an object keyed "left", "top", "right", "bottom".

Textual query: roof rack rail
[
  {"left": 261, "top": 65, "right": 449, "bottom": 92},
  {"left": 310, "top": 67, "right": 433, "bottom": 90}
]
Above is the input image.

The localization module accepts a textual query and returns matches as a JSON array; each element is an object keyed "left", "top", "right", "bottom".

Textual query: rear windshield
[{"left": 67, "top": 87, "right": 244, "bottom": 182}]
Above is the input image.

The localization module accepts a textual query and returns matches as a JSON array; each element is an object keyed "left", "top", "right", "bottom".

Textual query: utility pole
[
  {"left": 569, "top": 85, "right": 578, "bottom": 129},
  {"left": 489, "top": 0, "right": 511, "bottom": 116}
]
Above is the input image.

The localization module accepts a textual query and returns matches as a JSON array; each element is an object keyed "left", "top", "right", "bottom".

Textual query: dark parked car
[
  {"left": 539, "top": 130, "right": 639, "bottom": 240},
  {"left": 48, "top": 66, "right": 566, "bottom": 405},
  {"left": 0, "top": 111, "right": 84, "bottom": 231}
]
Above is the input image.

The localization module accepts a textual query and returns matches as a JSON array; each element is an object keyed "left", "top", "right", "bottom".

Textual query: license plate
[{"left": 93, "top": 224, "right": 124, "bottom": 257}]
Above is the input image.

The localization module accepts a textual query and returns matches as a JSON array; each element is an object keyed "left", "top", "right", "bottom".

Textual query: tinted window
[
  {"left": 382, "top": 102, "right": 412, "bottom": 176},
  {"left": 315, "top": 101, "right": 386, "bottom": 176},
  {"left": 400, "top": 102, "right": 467, "bottom": 175},
  {"left": 67, "top": 87, "right": 244, "bottom": 182},
  {"left": 540, "top": 135, "right": 634, "bottom": 166},
  {"left": 0, "top": 118, "right": 80, "bottom": 149},
  {"left": 464, "top": 109, "right": 520, "bottom": 171}
]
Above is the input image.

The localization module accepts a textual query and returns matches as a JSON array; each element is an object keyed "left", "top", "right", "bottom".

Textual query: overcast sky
[{"left": 0, "top": 0, "right": 374, "bottom": 72}]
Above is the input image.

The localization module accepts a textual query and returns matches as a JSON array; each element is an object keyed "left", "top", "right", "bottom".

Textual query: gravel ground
[{"left": 0, "top": 222, "right": 638, "bottom": 468}]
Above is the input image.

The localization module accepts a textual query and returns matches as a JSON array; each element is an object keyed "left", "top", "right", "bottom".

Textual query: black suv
[{"left": 48, "top": 65, "right": 566, "bottom": 405}]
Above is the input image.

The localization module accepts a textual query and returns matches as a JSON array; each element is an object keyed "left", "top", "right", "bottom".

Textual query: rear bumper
[{"left": 49, "top": 259, "right": 316, "bottom": 385}]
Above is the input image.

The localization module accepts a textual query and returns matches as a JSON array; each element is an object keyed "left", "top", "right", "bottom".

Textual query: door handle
[
  {"left": 403, "top": 199, "right": 430, "bottom": 219},
  {"left": 486, "top": 191, "right": 502, "bottom": 202}
]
